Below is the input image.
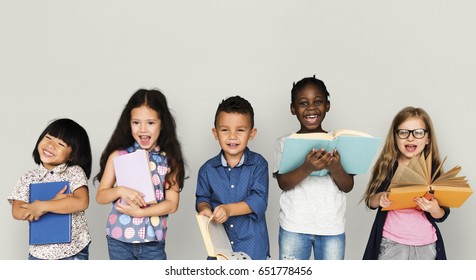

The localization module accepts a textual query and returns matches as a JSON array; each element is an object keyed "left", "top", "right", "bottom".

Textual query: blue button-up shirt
[{"left": 195, "top": 148, "right": 270, "bottom": 260}]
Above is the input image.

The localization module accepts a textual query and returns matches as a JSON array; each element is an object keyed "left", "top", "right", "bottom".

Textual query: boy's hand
[
  {"left": 304, "top": 148, "right": 333, "bottom": 172},
  {"left": 198, "top": 208, "right": 213, "bottom": 217},
  {"left": 211, "top": 205, "right": 230, "bottom": 224}
]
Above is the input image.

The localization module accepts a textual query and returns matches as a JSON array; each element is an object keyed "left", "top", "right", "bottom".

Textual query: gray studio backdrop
[{"left": 1, "top": 0, "right": 475, "bottom": 260}]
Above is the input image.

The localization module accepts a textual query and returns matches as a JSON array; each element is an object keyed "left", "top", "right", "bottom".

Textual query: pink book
[{"left": 113, "top": 149, "right": 157, "bottom": 204}]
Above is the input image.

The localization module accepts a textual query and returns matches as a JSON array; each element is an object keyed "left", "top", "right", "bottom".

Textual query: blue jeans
[
  {"left": 279, "top": 226, "right": 345, "bottom": 260},
  {"left": 28, "top": 244, "right": 89, "bottom": 260},
  {"left": 106, "top": 235, "right": 167, "bottom": 260}
]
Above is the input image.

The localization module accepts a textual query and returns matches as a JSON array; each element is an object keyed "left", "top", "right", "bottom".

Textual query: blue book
[
  {"left": 278, "top": 129, "right": 382, "bottom": 176},
  {"left": 29, "top": 181, "right": 72, "bottom": 245}
]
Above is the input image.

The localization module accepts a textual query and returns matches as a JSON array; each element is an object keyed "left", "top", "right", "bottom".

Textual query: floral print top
[{"left": 7, "top": 163, "right": 91, "bottom": 260}]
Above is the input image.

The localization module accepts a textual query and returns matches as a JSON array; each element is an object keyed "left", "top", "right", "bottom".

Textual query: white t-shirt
[{"left": 273, "top": 134, "right": 346, "bottom": 235}]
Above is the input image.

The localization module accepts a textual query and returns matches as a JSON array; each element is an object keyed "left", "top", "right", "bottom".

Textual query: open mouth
[
  {"left": 139, "top": 136, "right": 151, "bottom": 145},
  {"left": 304, "top": 115, "right": 319, "bottom": 124},
  {"left": 405, "top": 144, "right": 417, "bottom": 153}
]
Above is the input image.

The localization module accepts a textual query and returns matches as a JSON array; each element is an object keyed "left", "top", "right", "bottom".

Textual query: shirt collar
[
  {"left": 131, "top": 141, "right": 163, "bottom": 155},
  {"left": 214, "top": 147, "right": 250, "bottom": 168},
  {"left": 38, "top": 162, "right": 68, "bottom": 178}
]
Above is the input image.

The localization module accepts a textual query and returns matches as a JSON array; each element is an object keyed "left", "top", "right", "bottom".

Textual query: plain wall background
[{"left": 1, "top": 0, "right": 475, "bottom": 260}]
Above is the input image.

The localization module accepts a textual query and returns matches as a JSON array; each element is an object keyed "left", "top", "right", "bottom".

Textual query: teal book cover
[
  {"left": 29, "top": 181, "right": 71, "bottom": 245},
  {"left": 278, "top": 130, "right": 382, "bottom": 176}
]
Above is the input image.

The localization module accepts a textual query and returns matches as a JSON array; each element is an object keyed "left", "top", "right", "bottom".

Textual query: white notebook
[{"left": 113, "top": 149, "right": 157, "bottom": 204}]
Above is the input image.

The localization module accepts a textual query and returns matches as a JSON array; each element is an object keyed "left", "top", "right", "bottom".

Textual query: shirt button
[
  {"left": 231, "top": 185, "right": 234, "bottom": 189},
  {"left": 230, "top": 241, "right": 234, "bottom": 245},
  {"left": 230, "top": 224, "right": 234, "bottom": 228},
  {"left": 228, "top": 168, "right": 231, "bottom": 171}
]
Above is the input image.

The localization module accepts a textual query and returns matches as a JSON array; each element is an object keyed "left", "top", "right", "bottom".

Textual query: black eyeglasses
[{"left": 395, "top": 129, "right": 427, "bottom": 139}]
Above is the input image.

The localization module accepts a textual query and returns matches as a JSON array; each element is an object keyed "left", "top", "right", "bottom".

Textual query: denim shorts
[
  {"left": 28, "top": 243, "right": 90, "bottom": 260},
  {"left": 106, "top": 235, "right": 167, "bottom": 260},
  {"left": 279, "top": 226, "right": 345, "bottom": 260}
]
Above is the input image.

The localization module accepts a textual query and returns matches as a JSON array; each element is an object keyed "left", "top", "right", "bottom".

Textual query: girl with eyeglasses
[{"left": 361, "top": 106, "right": 449, "bottom": 260}]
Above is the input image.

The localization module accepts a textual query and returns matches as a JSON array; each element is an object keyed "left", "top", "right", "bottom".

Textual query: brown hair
[{"left": 362, "top": 106, "right": 441, "bottom": 208}]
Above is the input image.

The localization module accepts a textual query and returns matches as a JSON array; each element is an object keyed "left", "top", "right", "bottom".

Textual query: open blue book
[
  {"left": 29, "top": 181, "right": 71, "bottom": 245},
  {"left": 278, "top": 129, "right": 382, "bottom": 176}
]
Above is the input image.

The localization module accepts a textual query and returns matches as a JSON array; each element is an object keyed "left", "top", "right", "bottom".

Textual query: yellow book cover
[{"left": 382, "top": 153, "right": 473, "bottom": 211}]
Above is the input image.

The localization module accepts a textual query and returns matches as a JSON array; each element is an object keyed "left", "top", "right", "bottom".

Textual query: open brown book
[
  {"left": 382, "top": 153, "right": 473, "bottom": 211},
  {"left": 195, "top": 214, "right": 251, "bottom": 260}
]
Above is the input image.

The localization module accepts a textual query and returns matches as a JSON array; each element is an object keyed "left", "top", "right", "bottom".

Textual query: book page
[
  {"left": 196, "top": 214, "right": 214, "bottom": 256},
  {"left": 333, "top": 129, "right": 373, "bottom": 138},
  {"left": 288, "top": 132, "right": 334, "bottom": 141},
  {"left": 207, "top": 219, "right": 233, "bottom": 256},
  {"left": 196, "top": 214, "right": 232, "bottom": 257},
  {"left": 385, "top": 153, "right": 473, "bottom": 210}
]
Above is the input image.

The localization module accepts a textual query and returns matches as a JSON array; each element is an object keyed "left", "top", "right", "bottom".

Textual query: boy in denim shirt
[{"left": 195, "top": 96, "right": 270, "bottom": 260}]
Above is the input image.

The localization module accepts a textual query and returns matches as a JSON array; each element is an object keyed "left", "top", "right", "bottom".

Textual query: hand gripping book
[
  {"left": 29, "top": 181, "right": 71, "bottom": 245},
  {"left": 113, "top": 149, "right": 157, "bottom": 204},
  {"left": 195, "top": 214, "right": 251, "bottom": 260},
  {"left": 382, "top": 152, "right": 473, "bottom": 211},
  {"left": 278, "top": 129, "right": 382, "bottom": 176}
]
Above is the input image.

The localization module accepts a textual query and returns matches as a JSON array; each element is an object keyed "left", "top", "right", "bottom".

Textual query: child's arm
[
  {"left": 16, "top": 186, "right": 89, "bottom": 222},
  {"left": 277, "top": 148, "right": 354, "bottom": 192},
  {"left": 12, "top": 200, "right": 30, "bottom": 220},
  {"left": 210, "top": 202, "right": 253, "bottom": 224},
  {"left": 368, "top": 191, "right": 392, "bottom": 209},
  {"left": 115, "top": 173, "right": 180, "bottom": 217},
  {"left": 196, "top": 201, "right": 252, "bottom": 224},
  {"left": 327, "top": 149, "right": 354, "bottom": 193},
  {"left": 211, "top": 158, "right": 268, "bottom": 224},
  {"left": 197, "top": 201, "right": 213, "bottom": 217},
  {"left": 414, "top": 196, "right": 445, "bottom": 219},
  {"left": 96, "top": 151, "right": 147, "bottom": 207}
]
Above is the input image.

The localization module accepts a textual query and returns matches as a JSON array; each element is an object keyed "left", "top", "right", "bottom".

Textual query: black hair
[
  {"left": 33, "top": 118, "right": 92, "bottom": 178},
  {"left": 291, "top": 75, "right": 330, "bottom": 104},
  {"left": 214, "top": 95, "right": 254, "bottom": 128},
  {"left": 94, "top": 88, "right": 185, "bottom": 191}
]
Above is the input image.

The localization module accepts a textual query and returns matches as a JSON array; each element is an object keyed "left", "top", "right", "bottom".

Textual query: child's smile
[
  {"left": 291, "top": 84, "right": 330, "bottom": 133},
  {"left": 130, "top": 105, "right": 161, "bottom": 151},
  {"left": 396, "top": 117, "right": 430, "bottom": 166},
  {"left": 38, "top": 134, "right": 72, "bottom": 170},
  {"left": 213, "top": 112, "right": 256, "bottom": 167},
  {"left": 304, "top": 114, "right": 320, "bottom": 125}
]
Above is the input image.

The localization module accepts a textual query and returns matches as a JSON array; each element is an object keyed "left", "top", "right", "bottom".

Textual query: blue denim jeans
[
  {"left": 28, "top": 243, "right": 89, "bottom": 260},
  {"left": 279, "top": 226, "right": 345, "bottom": 260},
  {"left": 106, "top": 235, "right": 167, "bottom": 260}
]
